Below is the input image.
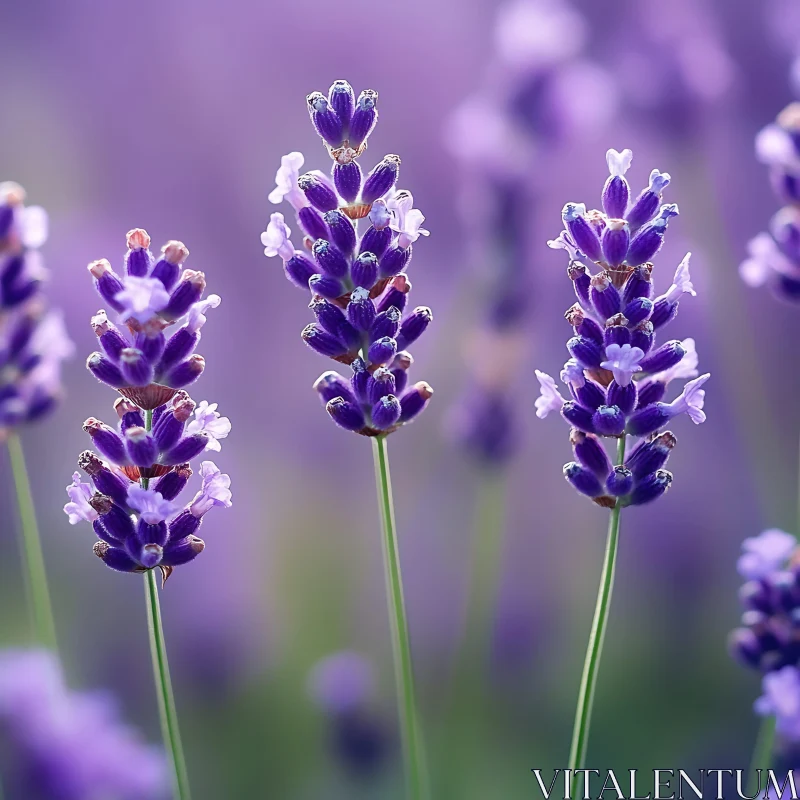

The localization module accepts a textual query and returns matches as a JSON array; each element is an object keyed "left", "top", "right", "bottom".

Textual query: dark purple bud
[
  {"left": 563, "top": 462, "right": 604, "bottom": 497},
  {"left": 125, "top": 427, "right": 159, "bottom": 467},
  {"left": 590, "top": 273, "right": 621, "bottom": 320},
  {"left": 561, "top": 401, "right": 595, "bottom": 433},
  {"left": 333, "top": 161, "right": 363, "bottom": 203},
  {"left": 568, "top": 263, "right": 591, "bottom": 307},
  {"left": 153, "top": 464, "right": 193, "bottom": 502},
  {"left": 630, "top": 321, "right": 654, "bottom": 354},
  {"left": 116, "top": 398, "right": 144, "bottom": 424},
  {"left": 151, "top": 240, "right": 189, "bottom": 291},
  {"left": 163, "top": 270, "right": 205, "bottom": 321},
  {"left": 158, "top": 327, "right": 198, "bottom": 376},
  {"left": 88, "top": 259, "right": 125, "bottom": 313},
  {"left": 626, "top": 404, "right": 672, "bottom": 437},
  {"left": 87, "top": 352, "right": 126, "bottom": 389},
  {"left": 622, "top": 264, "right": 654, "bottom": 304},
  {"left": 327, "top": 396, "right": 366, "bottom": 431},
  {"left": 124, "top": 229, "right": 152, "bottom": 277},
  {"left": 728, "top": 628, "right": 763, "bottom": 669},
  {"left": 92, "top": 515, "right": 121, "bottom": 546},
  {"left": 135, "top": 331, "right": 165, "bottom": 366},
  {"left": 352, "top": 252, "right": 379, "bottom": 289},
  {"left": 164, "top": 354, "right": 205, "bottom": 389},
  {"left": 626, "top": 171, "right": 670, "bottom": 231},
  {"left": 603, "top": 320, "right": 631, "bottom": 348},
  {"left": 329, "top": 80, "right": 355, "bottom": 132},
  {"left": 592, "top": 405, "right": 625, "bottom": 437},
  {"left": 739, "top": 581, "right": 772, "bottom": 614},
  {"left": 164, "top": 433, "right": 209, "bottom": 465},
  {"left": 368, "top": 368, "right": 396, "bottom": 404},
  {"left": 302, "top": 323, "right": 348, "bottom": 358},
  {"left": 635, "top": 380, "right": 667, "bottom": 409},
  {"left": 567, "top": 336, "right": 603, "bottom": 369},
  {"left": 314, "top": 371, "right": 356, "bottom": 405},
  {"left": 307, "top": 91, "right": 345, "bottom": 147},
  {"left": 162, "top": 535, "right": 205, "bottom": 567},
  {"left": 362, "top": 155, "right": 401, "bottom": 204},
  {"left": 135, "top": 543, "right": 164, "bottom": 569},
  {"left": 360, "top": 226, "right": 392, "bottom": 260},
  {"left": 370, "top": 307, "right": 401, "bottom": 342},
  {"left": 395, "top": 307, "right": 432, "bottom": 350},
  {"left": 639, "top": 340, "right": 685, "bottom": 374},
  {"left": 367, "top": 336, "right": 397, "bottom": 366},
  {"left": 78, "top": 451, "right": 130, "bottom": 506},
  {"left": 606, "top": 466, "right": 634, "bottom": 497},
  {"left": 379, "top": 243, "right": 411, "bottom": 277},
  {"left": 119, "top": 348, "right": 154, "bottom": 387},
  {"left": 625, "top": 431, "right": 676, "bottom": 479},
  {"left": 570, "top": 429, "right": 611, "bottom": 478},
  {"left": 91, "top": 311, "right": 127, "bottom": 363},
  {"left": 575, "top": 380, "right": 606, "bottom": 411},
  {"left": 323, "top": 210, "right": 357, "bottom": 255},
  {"left": 351, "top": 358, "right": 370, "bottom": 403},
  {"left": 6, "top": 312, "right": 36, "bottom": 358},
  {"left": 136, "top": 518, "right": 169, "bottom": 547},
  {"left": 371, "top": 395, "right": 401, "bottom": 430},
  {"left": 152, "top": 402, "right": 192, "bottom": 453},
  {"left": 399, "top": 381, "right": 433, "bottom": 423},
  {"left": 308, "top": 273, "right": 345, "bottom": 300},
  {"left": 298, "top": 172, "right": 339, "bottom": 213},
  {"left": 312, "top": 240, "right": 349, "bottom": 278},
  {"left": 603, "top": 174, "right": 629, "bottom": 219},
  {"left": 607, "top": 381, "right": 637, "bottom": 415},
  {"left": 626, "top": 218, "right": 669, "bottom": 266},
  {"left": 650, "top": 296, "right": 678, "bottom": 329},
  {"left": 84, "top": 418, "right": 128, "bottom": 464},
  {"left": 97, "top": 544, "right": 141, "bottom": 573},
  {"left": 298, "top": 206, "right": 329, "bottom": 241},
  {"left": 310, "top": 297, "right": 359, "bottom": 348},
  {"left": 601, "top": 220, "right": 630, "bottom": 268},
  {"left": 622, "top": 297, "right": 653, "bottom": 326},
  {"left": 377, "top": 275, "right": 411, "bottom": 314},
  {"left": 625, "top": 469, "right": 673, "bottom": 505},
  {"left": 349, "top": 89, "right": 378, "bottom": 149},
  {"left": 92, "top": 500, "right": 136, "bottom": 542},
  {"left": 285, "top": 253, "right": 318, "bottom": 290},
  {"left": 562, "top": 204, "right": 601, "bottom": 262},
  {"left": 168, "top": 509, "right": 201, "bottom": 541},
  {"left": 347, "top": 288, "right": 377, "bottom": 332},
  {"left": 566, "top": 304, "right": 603, "bottom": 344},
  {"left": 389, "top": 351, "right": 413, "bottom": 395}
]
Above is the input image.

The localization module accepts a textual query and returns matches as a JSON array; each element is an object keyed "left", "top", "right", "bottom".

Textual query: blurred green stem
[
  {"left": 7, "top": 432, "right": 57, "bottom": 651},
  {"left": 371, "top": 435, "right": 429, "bottom": 800},
  {"left": 747, "top": 715, "right": 775, "bottom": 796},
  {"left": 567, "top": 435, "right": 627, "bottom": 793}
]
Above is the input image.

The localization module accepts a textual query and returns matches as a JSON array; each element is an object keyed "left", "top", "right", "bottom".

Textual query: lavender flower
[
  {"left": 741, "top": 103, "right": 800, "bottom": 301},
  {"left": 66, "top": 229, "right": 231, "bottom": 579},
  {"left": 0, "top": 648, "right": 167, "bottom": 799},
  {"left": 0, "top": 182, "right": 73, "bottom": 433},
  {"left": 263, "top": 80, "right": 434, "bottom": 436},
  {"left": 536, "top": 149, "right": 709, "bottom": 507}
]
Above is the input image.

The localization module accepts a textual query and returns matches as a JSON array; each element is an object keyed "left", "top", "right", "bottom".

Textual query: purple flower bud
[
  {"left": 151, "top": 240, "right": 189, "bottom": 291},
  {"left": 307, "top": 92, "right": 345, "bottom": 148},
  {"left": 399, "top": 381, "right": 433, "bottom": 423},
  {"left": 626, "top": 207, "right": 678, "bottom": 266},
  {"left": 349, "top": 89, "right": 378, "bottom": 149},
  {"left": 566, "top": 304, "right": 603, "bottom": 344},
  {"left": 285, "top": 253, "right": 318, "bottom": 290},
  {"left": 351, "top": 358, "right": 369, "bottom": 403},
  {"left": 135, "top": 331, "right": 165, "bottom": 365},
  {"left": 607, "top": 381, "right": 637, "bottom": 415},
  {"left": 327, "top": 396, "right": 366, "bottom": 431},
  {"left": 93, "top": 500, "right": 136, "bottom": 542},
  {"left": 639, "top": 340, "right": 685, "bottom": 374},
  {"left": 136, "top": 518, "right": 169, "bottom": 547},
  {"left": 314, "top": 371, "right": 356, "bottom": 405},
  {"left": 133, "top": 542, "right": 163, "bottom": 569},
  {"left": 567, "top": 335, "right": 603, "bottom": 369},
  {"left": 168, "top": 509, "right": 201, "bottom": 541},
  {"left": 379, "top": 243, "right": 411, "bottom": 277},
  {"left": 389, "top": 351, "right": 412, "bottom": 395},
  {"left": 309, "top": 297, "right": 359, "bottom": 350},
  {"left": 621, "top": 264, "right": 654, "bottom": 304},
  {"left": 368, "top": 368, "right": 396, "bottom": 405},
  {"left": 606, "top": 466, "right": 634, "bottom": 497},
  {"left": 562, "top": 204, "right": 601, "bottom": 263},
  {"left": 119, "top": 348, "right": 154, "bottom": 387},
  {"left": 158, "top": 330, "right": 197, "bottom": 377},
  {"left": 351, "top": 252, "right": 379, "bottom": 289},
  {"left": 562, "top": 400, "right": 595, "bottom": 433},
  {"left": 152, "top": 401, "right": 193, "bottom": 452},
  {"left": 570, "top": 429, "right": 611, "bottom": 478},
  {"left": 333, "top": 162, "right": 363, "bottom": 204},
  {"left": 367, "top": 336, "right": 397, "bottom": 366},
  {"left": 625, "top": 431, "right": 676, "bottom": 478},
  {"left": 125, "top": 427, "right": 158, "bottom": 467},
  {"left": 568, "top": 263, "right": 591, "bottom": 307},
  {"left": 371, "top": 395, "right": 401, "bottom": 430},
  {"left": 162, "top": 270, "right": 205, "bottom": 321},
  {"left": 622, "top": 297, "right": 653, "bottom": 326},
  {"left": 626, "top": 169, "right": 671, "bottom": 231},
  {"left": 84, "top": 418, "right": 128, "bottom": 464},
  {"left": 88, "top": 259, "right": 125, "bottom": 313},
  {"left": 347, "top": 288, "right": 377, "bottom": 332},
  {"left": 298, "top": 206, "right": 329, "bottom": 241},
  {"left": 323, "top": 210, "right": 357, "bottom": 256},
  {"left": 592, "top": 405, "right": 625, "bottom": 436},
  {"left": 370, "top": 307, "right": 401, "bottom": 342},
  {"left": 602, "top": 149, "right": 632, "bottom": 219},
  {"left": 87, "top": 352, "right": 126, "bottom": 388},
  {"left": 312, "top": 240, "right": 349, "bottom": 279},
  {"left": 635, "top": 380, "right": 667, "bottom": 408},
  {"left": 728, "top": 628, "right": 763, "bottom": 669},
  {"left": 601, "top": 220, "right": 630, "bottom": 268},
  {"left": 164, "top": 354, "right": 205, "bottom": 389},
  {"left": 362, "top": 155, "right": 401, "bottom": 204},
  {"left": 97, "top": 544, "right": 141, "bottom": 572},
  {"left": 603, "top": 321, "right": 631, "bottom": 348},
  {"left": 625, "top": 469, "right": 673, "bottom": 505},
  {"left": 630, "top": 321, "right": 654, "bottom": 354},
  {"left": 302, "top": 323, "right": 348, "bottom": 358},
  {"left": 308, "top": 273, "right": 345, "bottom": 300},
  {"left": 91, "top": 311, "right": 127, "bottom": 362},
  {"left": 360, "top": 226, "right": 392, "bottom": 260},
  {"left": 299, "top": 172, "right": 339, "bottom": 213},
  {"left": 563, "top": 462, "right": 604, "bottom": 497},
  {"left": 163, "top": 433, "right": 210, "bottom": 465},
  {"left": 162, "top": 534, "right": 205, "bottom": 567},
  {"left": 78, "top": 451, "right": 131, "bottom": 506},
  {"left": 153, "top": 463, "right": 192, "bottom": 501},
  {"left": 329, "top": 80, "right": 355, "bottom": 133},
  {"left": 590, "top": 273, "right": 621, "bottom": 320},
  {"left": 377, "top": 275, "right": 411, "bottom": 314},
  {"left": 395, "top": 306, "right": 432, "bottom": 350},
  {"left": 124, "top": 229, "right": 153, "bottom": 277},
  {"left": 575, "top": 380, "right": 606, "bottom": 411}
]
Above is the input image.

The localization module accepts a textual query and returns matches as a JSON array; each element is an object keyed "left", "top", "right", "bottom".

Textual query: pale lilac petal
[{"left": 534, "top": 370, "right": 565, "bottom": 419}]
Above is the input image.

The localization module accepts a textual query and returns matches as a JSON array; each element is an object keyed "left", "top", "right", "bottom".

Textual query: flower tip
[
  {"left": 88, "top": 259, "right": 112, "bottom": 279},
  {"left": 162, "top": 240, "right": 189, "bottom": 264},
  {"left": 606, "top": 148, "right": 633, "bottom": 177},
  {"left": 126, "top": 228, "right": 151, "bottom": 250}
]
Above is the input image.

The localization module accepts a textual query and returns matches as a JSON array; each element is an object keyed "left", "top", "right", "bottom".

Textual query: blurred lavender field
[{"left": 0, "top": 0, "right": 798, "bottom": 796}]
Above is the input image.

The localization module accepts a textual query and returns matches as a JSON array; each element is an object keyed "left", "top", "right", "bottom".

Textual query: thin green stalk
[
  {"left": 371, "top": 435, "right": 429, "bottom": 800},
  {"left": 141, "top": 406, "right": 190, "bottom": 800},
  {"left": 6, "top": 432, "right": 57, "bottom": 651},
  {"left": 567, "top": 435, "right": 627, "bottom": 794},
  {"left": 747, "top": 715, "right": 775, "bottom": 797}
]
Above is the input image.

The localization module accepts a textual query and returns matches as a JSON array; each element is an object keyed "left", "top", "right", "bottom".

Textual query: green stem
[
  {"left": 371, "top": 435, "right": 429, "bottom": 800},
  {"left": 747, "top": 715, "right": 775, "bottom": 797},
  {"left": 6, "top": 432, "right": 57, "bottom": 651},
  {"left": 567, "top": 435, "right": 627, "bottom": 794}
]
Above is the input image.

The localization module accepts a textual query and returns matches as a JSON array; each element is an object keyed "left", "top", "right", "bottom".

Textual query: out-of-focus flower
[
  {"left": 0, "top": 649, "right": 168, "bottom": 799},
  {"left": 755, "top": 666, "right": 800, "bottom": 740}
]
